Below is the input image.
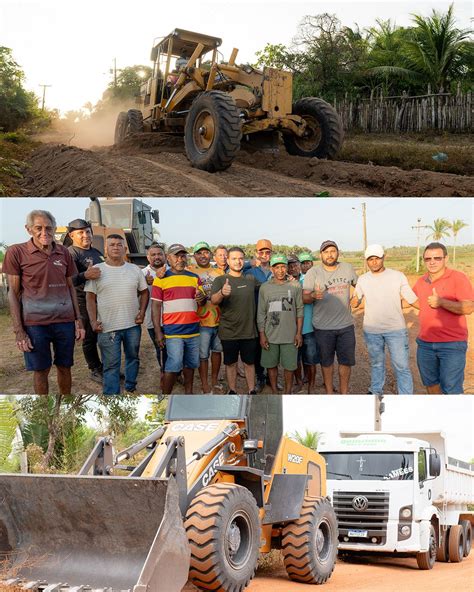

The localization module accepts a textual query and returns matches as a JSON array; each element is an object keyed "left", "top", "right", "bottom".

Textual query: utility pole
[
  {"left": 353, "top": 202, "right": 368, "bottom": 271},
  {"left": 412, "top": 218, "right": 430, "bottom": 273},
  {"left": 39, "top": 84, "right": 52, "bottom": 111},
  {"left": 374, "top": 395, "right": 384, "bottom": 431}
]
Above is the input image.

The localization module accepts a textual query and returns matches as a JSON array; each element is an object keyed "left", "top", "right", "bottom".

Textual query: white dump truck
[{"left": 317, "top": 431, "right": 473, "bottom": 570}]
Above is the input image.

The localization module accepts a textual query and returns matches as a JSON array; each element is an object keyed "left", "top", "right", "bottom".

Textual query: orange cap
[{"left": 256, "top": 239, "right": 272, "bottom": 251}]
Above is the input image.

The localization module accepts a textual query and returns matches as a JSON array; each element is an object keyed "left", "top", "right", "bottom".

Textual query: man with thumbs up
[
  {"left": 68, "top": 218, "right": 105, "bottom": 384},
  {"left": 412, "top": 242, "right": 474, "bottom": 394}
]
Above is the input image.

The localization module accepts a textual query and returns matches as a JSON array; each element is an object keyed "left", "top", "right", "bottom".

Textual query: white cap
[{"left": 365, "top": 244, "right": 385, "bottom": 259}]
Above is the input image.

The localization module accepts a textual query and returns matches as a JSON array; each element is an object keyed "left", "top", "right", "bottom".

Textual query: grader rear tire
[
  {"left": 283, "top": 97, "right": 343, "bottom": 159},
  {"left": 184, "top": 91, "right": 242, "bottom": 172},
  {"left": 185, "top": 483, "right": 260, "bottom": 591},
  {"left": 461, "top": 520, "right": 472, "bottom": 557},
  {"left": 448, "top": 524, "right": 464, "bottom": 563},
  {"left": 416, "top": 523, "right": 437, "bottom": 570},
  {"left": 114, "top": 109, "right": 144, "bottom": 144},
  {"left": 114, "top": 111, "right": 128, "bottom": 144},
  {"left": 282, "top": 496, "right": 338, "bottom": 584}
]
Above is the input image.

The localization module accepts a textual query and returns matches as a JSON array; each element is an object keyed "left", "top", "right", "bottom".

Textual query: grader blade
[{"left": 0, "top": 474, "right": 189, "bottom": 592}]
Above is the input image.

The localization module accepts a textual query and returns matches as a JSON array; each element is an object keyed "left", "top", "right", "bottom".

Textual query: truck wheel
[
  {"left": 114, "top": 111, "right": 128, "bottom": 144},
  {"left": 282, "top": 496, "right": 338, "bottom": 584},
  {"left": 448, "top": 524, "right": 464, "bottom": 563},
  {"left": 436, "top": 529, "right": 450, "bottom": 562},
  {"left": 416, "top": 524, "right": 437, "bottom": 570},
  {"left": 185, "top": 483, "right": 260, "bottom": 591},
  {"left": 184, "top": 91, "right": 242, "bottom": 172},
  {"left": 283, "top": 97, "right": 343, "bottom": 159},
  {"left": 460, "top": 520, "right": 472, "bottom": 557}
]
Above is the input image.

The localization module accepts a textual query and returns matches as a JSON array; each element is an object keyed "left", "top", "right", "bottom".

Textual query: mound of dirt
[{"left": 20, "top": 144, "right": 137, "bottom": 196}]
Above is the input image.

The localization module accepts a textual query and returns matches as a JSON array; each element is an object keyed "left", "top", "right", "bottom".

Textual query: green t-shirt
[
  {"left": 211, "top": 273, "right": 257, "bottom": 340},
  {"left": 257, "top": 279, "right": 304, "bottom": 344}
]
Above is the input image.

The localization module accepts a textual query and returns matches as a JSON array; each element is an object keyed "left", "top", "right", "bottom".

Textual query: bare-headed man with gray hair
[{"left": 3, "top": 210, "right": 85, "bottom": 394}]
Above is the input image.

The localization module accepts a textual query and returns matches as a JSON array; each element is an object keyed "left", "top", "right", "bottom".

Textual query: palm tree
[
  {"left": 450, "top": 219, "right": 469, "bottom": 266},
  {"left": 290, "top": 428, "right": 322, "bottom": 451},
  {"left": 426, "top": 218, "right": 451, "bottom": 242}
]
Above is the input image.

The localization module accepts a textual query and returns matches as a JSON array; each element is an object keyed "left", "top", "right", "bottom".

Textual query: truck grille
[{"left": 333, "top": 490, "right": 390, "bottom": 545}]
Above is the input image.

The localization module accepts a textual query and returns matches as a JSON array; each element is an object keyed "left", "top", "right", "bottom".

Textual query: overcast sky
[
  {"left": 1, "top": 0, "right": 471, "bottom": 112},
  {"left": 1, "top": 197, "right": 472, "bottom": 252}
]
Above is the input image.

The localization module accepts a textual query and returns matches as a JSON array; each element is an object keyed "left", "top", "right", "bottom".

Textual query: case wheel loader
[
  {"left": 0, "top": 395, "right": 338, "bottom": 592},
  {"left": 114, "top": 28, "right": 344, "bottom": 172}
]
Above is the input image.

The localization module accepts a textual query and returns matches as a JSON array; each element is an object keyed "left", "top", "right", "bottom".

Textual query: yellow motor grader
[
  {"left": 0, "top": 395, "right": 338, "bottom": 592},
  {"left": 114, "top": 28, "right": 344, "bottom": 172}
]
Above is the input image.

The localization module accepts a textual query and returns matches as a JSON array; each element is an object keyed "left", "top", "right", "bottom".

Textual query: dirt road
[
  {"left": 20, "top": 136, "right": 474, "bottom": 197},
  {"left": 182, "top": 552, "right": 473, "bottom": 591}
]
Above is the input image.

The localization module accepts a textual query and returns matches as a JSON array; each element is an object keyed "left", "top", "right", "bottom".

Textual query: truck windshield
[
  {"left": 167, "top": 395, "right": 245, "bottom": 420},
  {"left": 100, "top": 203, "right": 132, "bottom": 228},
  {"left": 322, "top": 452, "right": 415, "bottom": 481}
]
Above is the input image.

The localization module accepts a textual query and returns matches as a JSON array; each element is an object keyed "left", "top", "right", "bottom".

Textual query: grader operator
[
  {"left": 0, "top": 395, "right": 338, "bottom": 592},
  {"left": 114, "top": 28, "right": 344, "bottom": 172}
]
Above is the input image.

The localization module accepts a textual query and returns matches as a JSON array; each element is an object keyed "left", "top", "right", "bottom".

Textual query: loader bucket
[{"left": 0, "top": 473, "right": 190, "bottom": 591}]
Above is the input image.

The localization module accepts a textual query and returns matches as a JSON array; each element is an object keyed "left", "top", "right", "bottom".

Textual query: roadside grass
[
  {"left": 339, "top": 132, "right": 474, "bottom": 176},
  {"left": 0, "top": 133, "right": 39, "bottom": 196}
]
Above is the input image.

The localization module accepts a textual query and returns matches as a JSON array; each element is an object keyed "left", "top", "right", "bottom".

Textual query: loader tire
[
  {"left": 283, "top": 97, "right": 343, "bottom": 159},
  {"left": 448, "top": 524, "right": 464, "bottom": 562},
  {"left": 461, "top": 520, "right": 472, "bottom": 557},
  {"left": 114, "top": 109, "right": 144, "bottom": 144},
  {"left": 184, "top": 91, "right": 242, "bottom": 172},
  {"left": 282, "top": 496, "right": 338, "bottom": 584},
  {"left": 436, "top": 529, "right": 449, "bottom": 562},
  {"left": 416, "top": 523, "right": 437, "bottom": 570},
  {"left": 185, "top": 483, "right": 260, "bottom": 591}
]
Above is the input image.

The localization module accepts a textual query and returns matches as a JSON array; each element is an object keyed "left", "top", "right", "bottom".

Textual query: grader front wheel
[
  {"left": 185, "top": 483, "right": 260, "bottom": 591},
  {"left": 283, "top": 97, "right": 343, "bottom": 159},
  {"left": 184, "top": 91, "right": 242, "bottom": 172}
]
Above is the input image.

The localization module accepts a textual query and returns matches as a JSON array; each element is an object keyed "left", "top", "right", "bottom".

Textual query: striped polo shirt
[{"left": 151, "top": 270, "right": 203, "bottom": 338}]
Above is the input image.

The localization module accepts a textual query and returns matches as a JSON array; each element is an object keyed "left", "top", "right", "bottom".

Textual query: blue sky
[{"left": 1, "top": 198, "right": 472, "bottom": 251}]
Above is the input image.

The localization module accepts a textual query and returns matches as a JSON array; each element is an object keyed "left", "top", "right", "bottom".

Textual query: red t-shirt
[
  {"left": 3, "top": 239, "right": 77, "bottom": 326},
  {"left": 413, "top": 268, "right": 474, "bottom": 342}
]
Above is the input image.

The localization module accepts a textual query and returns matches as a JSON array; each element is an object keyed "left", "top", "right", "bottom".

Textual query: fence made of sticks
[{"left": 335, "top": 88, "right": 473, "bottom": 133}]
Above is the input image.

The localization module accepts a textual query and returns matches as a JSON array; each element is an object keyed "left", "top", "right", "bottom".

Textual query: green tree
[
  {"left": 449, "top": 219, "right": 469, "bottom": 266},
  {"left": 106, "top": 65, "right": 152, "bottom": 102},
  {"left": 0, "top": 398, "right": 21, "bottom": 472},
  {"left": 426, "top": 218, "right": 451, "bottom": 241},
  {"left": 290, "top": 428, "right": 322, "bottom": 451}
]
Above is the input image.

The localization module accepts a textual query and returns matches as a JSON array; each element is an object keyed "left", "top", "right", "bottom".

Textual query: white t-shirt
[
  {"left": 85, "top": 262, "right": 147, "bottom": 333},
  {"left": 355, "top": 268, "right": 417, "bottom": 333}
]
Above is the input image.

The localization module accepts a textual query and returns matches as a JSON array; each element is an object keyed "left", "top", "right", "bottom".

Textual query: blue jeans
[
  {"left": 364, "top": 329, "right": 413, "bottom": 394},
  {"left": 416, "top": 338, "right": 467, "bottom": 394},
  {"left": 97, "top": 326, "right": 141, "bottom": 395}
]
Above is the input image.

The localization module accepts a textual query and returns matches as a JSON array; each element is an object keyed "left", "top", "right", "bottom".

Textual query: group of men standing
[{"left": 4, "top": 209, "right": 473, "bottom": 395}]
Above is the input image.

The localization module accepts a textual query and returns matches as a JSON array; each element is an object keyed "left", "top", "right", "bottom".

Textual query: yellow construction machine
[
  {"left": 0, "top": 395, "right": 338, "bottom": 592},
  {"left": 114, "top": 28, "right": 344, "bottom": 172}
]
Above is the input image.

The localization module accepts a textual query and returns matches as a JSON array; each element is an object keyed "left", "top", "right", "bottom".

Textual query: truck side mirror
[
  {"left": 152, "top": 210, "right": 160, "bottom": 223},
  {"left": 150, "top": 46, "right": 158, "bottom": 62},
  {"left": 429, "top": 452, "right": 441, "bottom": 477}
]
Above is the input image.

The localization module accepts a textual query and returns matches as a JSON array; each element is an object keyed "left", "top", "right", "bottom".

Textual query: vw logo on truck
[{"left": 352, "top": 495, "right": 369, "bottom": 512}]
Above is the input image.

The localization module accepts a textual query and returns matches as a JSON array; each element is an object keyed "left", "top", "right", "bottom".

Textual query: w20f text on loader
[
  {"left": 0, "top": 395, "right": 339, "bottom": 592},
  {"left": 114, "top": 28, "right": 344, "bottom": 172}
]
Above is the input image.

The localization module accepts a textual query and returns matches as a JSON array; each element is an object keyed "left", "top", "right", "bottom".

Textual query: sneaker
[
  {"left": 227, "top": 389, "right": 237, "bottom": 395},
  {"left": 256, "top": 377, "right": 266, "bottom": 393},
  {"left": 248, "top": 389, "right": 257, "bottom": 395},
  {"left": 89, "top": 369, "right": 103, "bottom": 384}
]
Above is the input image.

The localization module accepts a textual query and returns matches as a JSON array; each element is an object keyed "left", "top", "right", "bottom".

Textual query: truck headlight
[
  {"left": 400, "top": 525, "right": 411, "bottom": 536},
  {"left": 401, "top": 508, "right": 412, "bottom": 519}
]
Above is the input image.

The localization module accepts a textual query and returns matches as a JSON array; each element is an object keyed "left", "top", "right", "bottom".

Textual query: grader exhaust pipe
[{"left": 0, "top": 474, "right": 189, "bottom": 591}]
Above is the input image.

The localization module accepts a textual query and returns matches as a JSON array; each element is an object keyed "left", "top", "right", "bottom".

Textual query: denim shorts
[
  {"left": 165, "top": 335, "right": 200, "bottom": 373},
  {"left": 416, "top": 338, "right": 467, "bottom": 394},
  {"left": 199, "top": 326, "right": 223, "bottom": 359},
  {"left": 24, "top": 322, "right": 75, "bottom": 371},
  {"left": 314, "top": 325, "right": 356, "bottom": 367},
  {"left": 302, "top": 332, "right": 321, "bottom": 366}
]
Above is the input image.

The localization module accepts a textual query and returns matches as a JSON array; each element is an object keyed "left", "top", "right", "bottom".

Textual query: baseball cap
[
  {"left": 287, "top": 255, "right": 299, "bottom": 264},
  {"left": 320, "top": 240, "right": 338, "bottom": 252},
  {"left": 68, "top": 219, "right": 91, "bottom": 232},
  {"left": 365, "top": 244, "right": 385, "bottom": 259},
  {"left": 193, "top": 241, "right": 211, "bottom": 253},
  {"left": 298, "top": 252, "right": 314, "bottom": 263},
  {"left": 270, "top": 254, "right": 288, "bottom": 266},
  {"left": 256, "top": 239, "right": 272, "bottom": 251},
  {"left": 167, "top": 243, "right": 188, "bottom": 255}
]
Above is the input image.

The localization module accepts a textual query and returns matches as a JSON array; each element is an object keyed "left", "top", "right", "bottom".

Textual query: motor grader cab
[
  {"left": 0, "top": 395, "right": 338, "bottom": 592},
  {"left": 56, "top": 197, "right": 160, "bottom": 266},
  {"left": 114, "top": 28, "right": 344, "bottom": 172}
]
